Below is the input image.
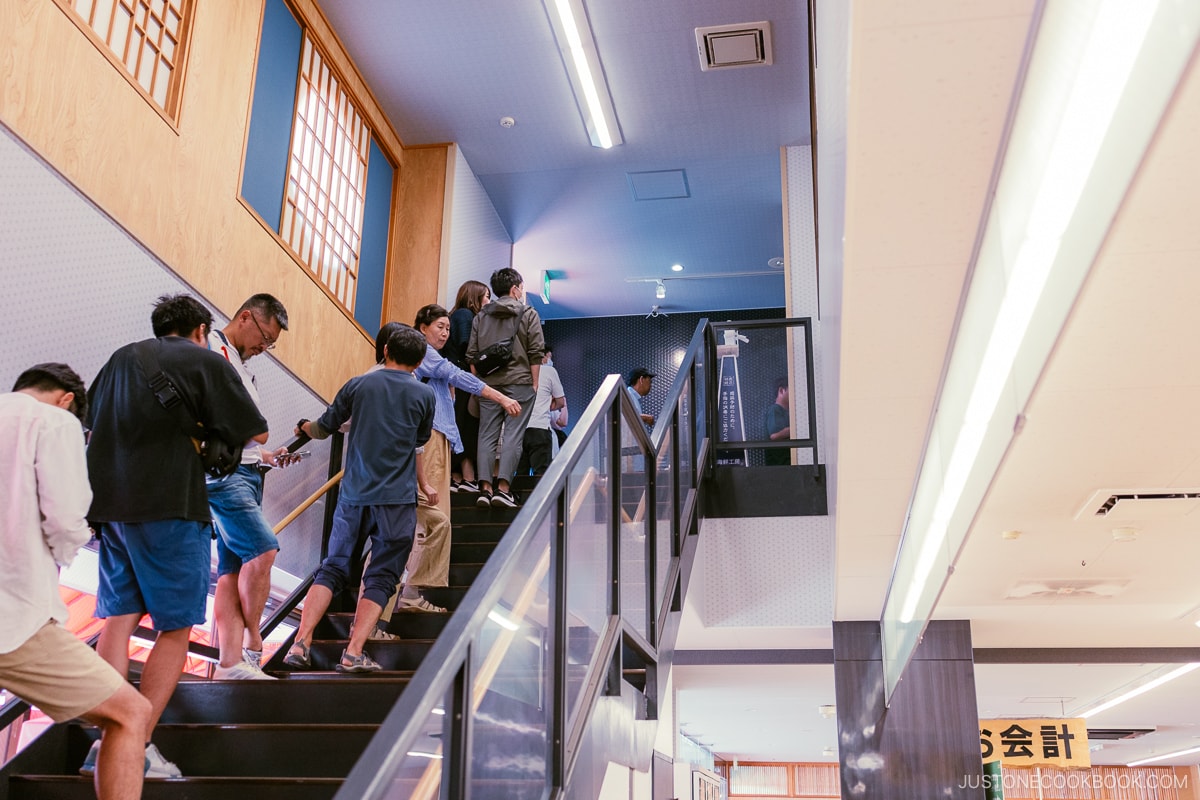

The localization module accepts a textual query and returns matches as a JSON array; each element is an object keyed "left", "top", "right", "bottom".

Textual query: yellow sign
[{"left": 980, "top": 718, "right": 1090, "bottom": 768}]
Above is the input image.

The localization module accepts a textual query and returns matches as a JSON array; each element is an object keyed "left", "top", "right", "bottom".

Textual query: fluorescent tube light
[
  {"left": 544, "top": 0, "right": 622, "bottom": 148},
  {"left": 881, "top": 0, "right": 1200, "bottom": 701},
  {"left": 1129, "top": 745, "right": 1200, "bottom": 768},
  {"left": 1078, "top": 663, "right": 1200, "bottom": 719},
  {"left": 406, "top": 751, "right": 444, "bottom": 760}
]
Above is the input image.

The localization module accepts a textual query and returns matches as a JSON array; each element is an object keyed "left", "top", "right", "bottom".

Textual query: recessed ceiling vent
[
  {"left": 1075, "top": 488, "right": 1200, "bottom": 521},
  {"left": 1088, "top": 727, "right": 1155, "bottom": 741},
  {"left": 1004, "top": 579, "right": 1129, "bottom": 600},
  {"left": 695, "top": 22, "right": 773, "bottom": 71}
]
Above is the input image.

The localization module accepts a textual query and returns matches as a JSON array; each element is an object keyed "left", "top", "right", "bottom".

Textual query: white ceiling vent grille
[
  {"left": 695, "top": 22, "right": 773, "bottom": 71},
  {"left": 1075, "top": 488, "right": 1200, "bottom": 521}
]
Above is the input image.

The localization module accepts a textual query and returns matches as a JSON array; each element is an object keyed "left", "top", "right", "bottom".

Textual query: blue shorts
[
  {"left": 315, "top": 502, "right": 416, "bottom": 609},
  {"left": 208, "top": 465, "right": 280, "bottom": 576},
  {"left": 95, "top": 519, "right": 210, "bottom": 631}
]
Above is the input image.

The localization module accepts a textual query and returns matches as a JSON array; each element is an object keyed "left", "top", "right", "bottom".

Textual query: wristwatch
[{"left": 297, "top": 418, "right": 309, "bottom": 435}]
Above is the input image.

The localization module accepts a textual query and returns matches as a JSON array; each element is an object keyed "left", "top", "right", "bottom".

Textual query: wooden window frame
[
  {"left": 52, "top": 0, "right": 195, "bottom": 128},
  {"left": 279, "top": 32, "right": 373, "bottom": 316}
]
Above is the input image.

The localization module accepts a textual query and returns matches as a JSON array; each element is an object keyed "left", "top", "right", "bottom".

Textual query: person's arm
[
  {"left": 38, "top": 417, "right": 94, "bottom": 567},
  {"left": 553, "top": 400, "right": 568, "bottom": 429},
  {"left": 481, "top": 384, "right": 521, "bottom": 416}
]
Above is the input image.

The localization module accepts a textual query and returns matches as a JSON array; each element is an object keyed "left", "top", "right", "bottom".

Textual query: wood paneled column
[{"left": 832, "top": 620, "right": 984, "bottom": 798}]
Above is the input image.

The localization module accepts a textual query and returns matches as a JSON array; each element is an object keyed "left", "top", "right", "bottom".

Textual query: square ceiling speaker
[{"left": 695, "top": 21, "right": 773, "bottom": 71}]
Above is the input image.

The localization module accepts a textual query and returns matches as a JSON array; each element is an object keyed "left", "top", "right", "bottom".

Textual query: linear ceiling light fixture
[
  {"left": 543, "top": 0, "right": 622, "bottom": 149},
  {"left": 1129, "top": 744, "right": 1200, "bottom": 768},
  {"left": 1077, "top": 663, "right": 1200, "bottom": 720},
  {"left": 879, "top": 0, "right": 1200, "bottom": 703}
]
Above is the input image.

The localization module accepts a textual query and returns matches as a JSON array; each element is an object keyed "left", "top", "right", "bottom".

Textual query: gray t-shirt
[{"left": 316, "top": 368, "right": 434, "bottom": 505}]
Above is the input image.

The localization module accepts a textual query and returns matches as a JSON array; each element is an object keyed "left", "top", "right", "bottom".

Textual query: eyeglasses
[{"left": 249, "top": 313, "right": 277, "bottom": 351}]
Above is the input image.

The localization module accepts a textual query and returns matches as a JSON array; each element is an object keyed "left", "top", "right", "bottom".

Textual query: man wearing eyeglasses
[{"left": 205, "top": 294, "right": 292, "bottom": 680}]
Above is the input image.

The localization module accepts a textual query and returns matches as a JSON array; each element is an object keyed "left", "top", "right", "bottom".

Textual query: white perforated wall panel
[
  {"left": 0, "top": 123, "right": 334, "bottom": 579},
  {"left": 696, "top": 516, "right": 834, "bottom": 628},
  {"left": 442, "top": 147, "right": 513, "bottom": 306}
]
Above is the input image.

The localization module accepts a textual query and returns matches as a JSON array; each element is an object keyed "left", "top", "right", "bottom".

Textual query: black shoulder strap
[{"left": 131, "top": 340, "right": 202, "bottom": 440}]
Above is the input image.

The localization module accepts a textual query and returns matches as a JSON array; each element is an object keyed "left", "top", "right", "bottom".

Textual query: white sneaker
[
  {"left": 214, "top": 660, "right": 276, "bottom": 680},
  {"left": 242, "top": 647, "right": 263, "bottom": 669},
  {"left": 144, "top": 743, "right": 182, "bottom": 778}
]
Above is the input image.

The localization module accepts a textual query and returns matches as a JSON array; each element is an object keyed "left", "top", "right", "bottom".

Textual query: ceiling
[
  {"left": 319, "top": 0, "right": 805, "bottom": 320},
  {"left": 320, "top": 0, "right": 1200, "bottom": 774}
]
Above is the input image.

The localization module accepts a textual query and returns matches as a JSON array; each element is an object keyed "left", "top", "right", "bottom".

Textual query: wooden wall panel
[
  {"left": 0, "top": 0, "right": 449, "bottom": 401},
  {"left": 385, "top": 144, "right": 450, "bottom": 329},
  {"left": 833, "top": 620, "right": 985, "bottom": 798}
]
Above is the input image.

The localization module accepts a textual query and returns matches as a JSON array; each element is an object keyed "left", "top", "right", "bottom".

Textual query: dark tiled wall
[{"left": 543, "top": 308, "right": 787, "bottom": 456}]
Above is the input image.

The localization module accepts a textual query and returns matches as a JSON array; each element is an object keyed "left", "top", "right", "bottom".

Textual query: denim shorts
[
  {"left": 207, "top": 465, "right": 280, "bottom": 576},
  {"left": 95, "top": 519, "right": 210, "bottom": 631}
]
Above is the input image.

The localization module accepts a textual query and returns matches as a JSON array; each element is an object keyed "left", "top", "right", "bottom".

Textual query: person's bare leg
[
  {"left": 293, "top": 584, "right": 334, "bottom": 647},
  {"left": 213, "top": 572, "right": 245, "bottom": 668},
  {"left": 238, "top": 549, "right": 277, "bottom": 653},
  {"left": 81, "top": 683, "right": 150, "bottom": 800},
  {"left": 140, "top": 627, "right": 191, "bottom": 734},
  {"left": 345, "top": 597, "right": 384, "bottom": 658},
  {"left": 96, "top": 613, "right": 140, "bottom": 679}
]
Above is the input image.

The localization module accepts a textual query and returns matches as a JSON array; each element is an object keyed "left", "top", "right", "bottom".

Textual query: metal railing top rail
[
  {"left": 339, "top": 318, "right": 713, "bottom": 800},
  {"left": 338, "top": 371, "right": 628, "bottom": 799}
]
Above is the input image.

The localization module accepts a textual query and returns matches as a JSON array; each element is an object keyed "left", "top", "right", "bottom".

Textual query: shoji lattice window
[
  {"left": 281, "top": 34, "right": 371, "bottom": 313},
  {"left": 60, "top": 0, "right": 191, "bottom": 114}
]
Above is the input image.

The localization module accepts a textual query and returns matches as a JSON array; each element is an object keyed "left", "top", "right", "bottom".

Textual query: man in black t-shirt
[{"left": 85, "top": 294, "right": 267, "bottom": 779}]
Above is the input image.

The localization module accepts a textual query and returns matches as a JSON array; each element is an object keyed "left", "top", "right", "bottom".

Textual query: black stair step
[
  {"left": 301, "top": 639, "right": 436, "bottom": 672},
  {"left": 448, "top": 520, "right": 508, "bottom": 544},
  {"left": 158, "top": 678, "right": 409, "bottom": 724},
  {"left": 451, "top": 541, "right": 501, "bottom": 563},
  {"left": 421, "top": 585, "right": 469, "bottom": 609},
  {"left": 322, "top": 611, "right": 449, "bottom": 640},
  {"left": 7, "top": 775, "right": 342, "bottom": 800},
  {"left": 149, "top": 723, "right": 377, "bottom": 777}
]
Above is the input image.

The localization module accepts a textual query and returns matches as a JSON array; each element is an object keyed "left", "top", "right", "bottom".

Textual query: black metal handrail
[{"left": 337, "top": 319, "right": 713, "bottom": 800}]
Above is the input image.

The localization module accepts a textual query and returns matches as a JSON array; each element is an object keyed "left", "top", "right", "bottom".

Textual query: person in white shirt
[
  {"left": 0, "top": 364, "right": 150, "bottom": 799},
  {"left": 206, "top": 294, "right": 293, "bottom": 680},
  {"left": 518, "top": 351, "right": 566, "bottom": 476}
]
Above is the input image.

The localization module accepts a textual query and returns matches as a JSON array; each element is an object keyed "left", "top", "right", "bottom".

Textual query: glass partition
[
  {"left": 375, "top": 687, "right": 457, "bottom": 799},
  {"left": 467, "top": 513, "right": 554, "bottom": 799},
  {"left": 565, "top": 415, "right": 612, "bottom": 729},
  {"left": 619, "top": 401, "right": 652, "bottom": 640},
  {"left": 709, "top": 319, "right": 817, "bottom": 467},
  {"left": 654, "top": 431, "right": 675, "bottom": 622}
]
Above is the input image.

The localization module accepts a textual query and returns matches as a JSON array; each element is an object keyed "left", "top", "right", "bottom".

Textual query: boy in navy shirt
[{"left": 284, "top": 325, "right": 435, "bottom": 672}]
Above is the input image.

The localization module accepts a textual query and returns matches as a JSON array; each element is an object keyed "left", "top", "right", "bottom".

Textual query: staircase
[{"left": 0, "top": 481, "right": 531, "bottom": 800}]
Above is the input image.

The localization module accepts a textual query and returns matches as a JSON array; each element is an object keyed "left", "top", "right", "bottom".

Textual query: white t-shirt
[
  {"left": 527, "top": 364, "right": 564, "bottom": 430},
  {"left": 208, "top": 329, "right": 265, "bottom": 465}
]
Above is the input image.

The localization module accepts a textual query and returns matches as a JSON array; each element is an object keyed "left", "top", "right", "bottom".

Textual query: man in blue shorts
[
  {"left": 285, "top": 324, "right": 434, "bottom": 673},
  {"left": 206, "top": 293, "right": 292, "bottom": 680},
  {"left": 86, "top": 294, "right": 267, "bottom": 777}
]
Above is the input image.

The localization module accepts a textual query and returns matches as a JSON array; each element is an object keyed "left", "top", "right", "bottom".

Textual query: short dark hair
[
  {"left": 151, "top": 294, "right": 213, "bottom": 338},
  {"left": 414, "top": 304, "right": 449, "bottom": 332},
  {"left": 775, "top": 377, "right": 788, "bottom": 394},
  {"left": 374, "top": 321, "right": 404, "bottom": 364},
  {"left": 237, "top": 293, "right": 289, "bottom": 331},
  {"left": 13, "top": 362, "right": 88, "bottom": 423},
  {"left": 629, "top": 367, "right": 656, "bottom": 385},
  {"left": 490, "top": 268, "right": 524, "bottom": 298},
  {"left": 383, "top": 324, "right": 428, "bottom": 367}
]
